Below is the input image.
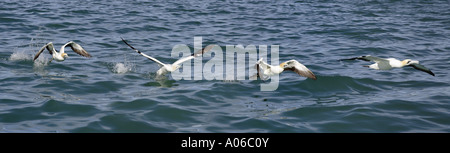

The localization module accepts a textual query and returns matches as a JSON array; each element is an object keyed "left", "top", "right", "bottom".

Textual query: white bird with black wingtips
[
  {"left": 255, "top": 58, "right": 317, "bottom": 80},
  {"left": 33, "top": 41, "right": 92, "bottom": 62},
  {"left": 339, "top": 55, "right": 435, "bottom": 76},
  {"left": 121, "top": 38, "right": 213, "bottom": 76}
]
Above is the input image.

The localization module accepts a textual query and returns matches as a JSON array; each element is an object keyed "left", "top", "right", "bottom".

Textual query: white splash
[
  {"left": 113, "top": 62, "right": 133, "bottom": 74},
  {"left": 9, "top": 50, "right": 32, "bottom": 61},
  {"left": 33, "top": 56, "right": 50, "bottom": 68},
  {"left": 10, "top": 27, "right": 50, "bottom": 63}
]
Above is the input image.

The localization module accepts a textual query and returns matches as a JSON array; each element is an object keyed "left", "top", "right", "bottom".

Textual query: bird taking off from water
[
  {"left": 255, "top": 58, "right": 317, "bottom": 80},
  {"left": 121, "top": 37, "right": 213, "bottom": 76},
  {"left": 339, "top": 55, "right": 435, "bottom": 76},
  {"left": 33, "top": 41, "right": 92, "bottom": 62}
]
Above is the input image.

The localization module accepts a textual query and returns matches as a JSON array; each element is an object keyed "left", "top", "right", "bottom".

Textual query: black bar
[{"left": 0, "top": 133, "right": 446, "bottom": 152}]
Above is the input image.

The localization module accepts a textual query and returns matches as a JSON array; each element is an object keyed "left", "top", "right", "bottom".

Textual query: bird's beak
[
  {"left": 402, "top": 60, "right": 410, "bottom": 66},
  {"left": 403, "top": 59, "right": 419, "bottom": 66}
]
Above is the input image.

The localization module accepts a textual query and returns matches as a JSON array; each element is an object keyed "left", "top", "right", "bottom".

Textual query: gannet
[
  {"left": 255, "top": 58, "right": 317, "bottom": 80},
  {"left": 339, "top": 55, "right": 435, "bottom": 76},
  {"left": 33, "top": 41, "right": 91, "bottom": 62},
  {"left": 121, "top": 38, "right": 213, "bottom": 76}
]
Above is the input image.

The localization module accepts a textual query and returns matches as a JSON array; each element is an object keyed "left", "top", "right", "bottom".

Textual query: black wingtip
[
  {"left": 338, "top": 57, "right": 355, "bottom": 61},
  {"left": 422, "top": 70, "right": 435, "bottom": 76},
  {"left": 408, "top": 64, "right": 435, "bottom": 77},
  {"left": 427, "top": 68, "right": 435, "bottom": 76},
  {"left": 256, "top": 63, "right": 260, "bottom": 78},
  {"left": 121, "top": 37, "right": 137, "bottom": 50},
  {"left": 120, "top": 37, "right": 127, "bottom": 44},
  {"left": 339, "top": 55, "right": 371, "bottom": 62}
]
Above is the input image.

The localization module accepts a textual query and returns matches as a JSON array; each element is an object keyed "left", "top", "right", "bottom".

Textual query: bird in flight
[
  {"left": 339, "top": 55, "right": 435, "bottom": 76},
  {"left": 121, "top": 37, "right": 213, "bottom": 76},
  {"left": 255, "top": 58, "right": 317, "bottom": 80},
  {"left": 33, "top": 41, "right": 91, "bottom": 62}
]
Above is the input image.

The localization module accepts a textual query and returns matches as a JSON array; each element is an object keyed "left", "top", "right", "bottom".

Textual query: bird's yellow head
[
  {"left": 401, "top": 59, "right": 419, "bottom": 66},
  {"left": 280, "top": 62, "right": 287, "bottom": 68},
  {"left": 172, "top": 65, "right": 181, "bottom": 70},
  {"left": 61, "top": 53, "right": 69, "bottom": 58}
]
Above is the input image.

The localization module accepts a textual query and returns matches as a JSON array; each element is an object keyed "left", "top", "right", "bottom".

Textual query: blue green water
[{"left": 1, "top": 0, "right": 449, "bottom": 132}]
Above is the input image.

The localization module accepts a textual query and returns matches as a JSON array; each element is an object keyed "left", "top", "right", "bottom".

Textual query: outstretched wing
[
  {"left": 172, "top": 45, "right": 214, "bottom": 66},
  {"left": 408, "top": 63, "right": 435, "bottom": 76},
  {"left": 34, "top": 42, "right": 55, "bottom": 61},
  {"left": 62, "top": 41, "right": 92, "bottom": 57},
  {"left": 339, "top": 55, "right": 387, "bottom": 63},
  {"left": 256, "top": 58, "right": 271, "bottom": 71},
  {"left": 254, "top": 63, "right": 269, "bottom": 81},
  {"left": 254, "top": 58, "right": 270, "bottom": 80},
  {"left": 121, "top": 37, "right": 166, "bottom": 67},
  {"left": 283, "top": 60, "right": 317, "bottom": 80}
]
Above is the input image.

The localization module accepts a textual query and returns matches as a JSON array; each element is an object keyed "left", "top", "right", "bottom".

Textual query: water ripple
[{"left": 0, "top": 0, "right": 449, "bottom": 132}]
